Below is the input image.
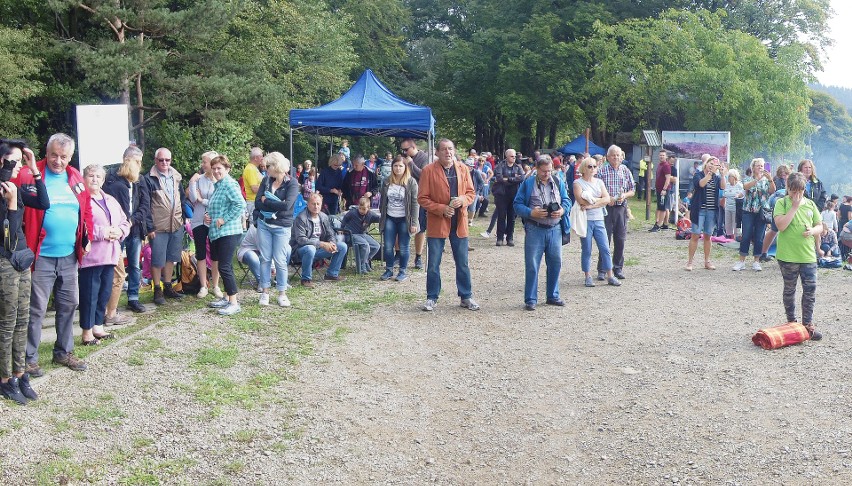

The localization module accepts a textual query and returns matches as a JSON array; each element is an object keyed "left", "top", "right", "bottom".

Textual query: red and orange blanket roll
[{"left": 752, "top": 322, "right": 811, "bottom": 350}]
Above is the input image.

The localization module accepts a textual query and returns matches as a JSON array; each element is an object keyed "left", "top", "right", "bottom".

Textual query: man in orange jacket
[{"left": 417, "top": 139, "right": 479, "bottom": 312}]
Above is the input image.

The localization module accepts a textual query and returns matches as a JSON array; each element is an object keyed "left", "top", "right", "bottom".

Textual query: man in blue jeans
[
  {"left": 513, "top": 155, "right": 571, "bottom": 311},
  {"left": 417, "top": 138, "right": 479, "bottom": 312},
  {"left": 290, "top": 193, "right": 347, "bottom": 288}
]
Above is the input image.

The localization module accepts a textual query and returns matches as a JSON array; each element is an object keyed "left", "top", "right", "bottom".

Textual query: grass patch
[
  {"left": 231, "top": 429, "right": 258, "bottom": 443},
  {"left": 33, "top": 458, "right": 87, "bottom": 485},
  {"left": 191, "top": 370, "right": 281, "bottom": 409},
  {"left": 127, "top": 354, "right": 146, "bottom": 366},
  {"left": 120, "top": 458, "right": 196, "bottom": 486},
  {"left": 224, "top": 460, "right": 245, "bottom": 474},
  {"left": 73, "top": 405, "right": 126, "bottom": 423},
  {"left": 49, "top": 417, "right": 71, "bottom": 433},
  {"left": 195, "top": 346, "right": 239, "bottom": 368},
  {"left": 624, "top": 257, "right": 640, "bottom": 266},
  {"left": 332, "top": 326, "right": 350, "bottom": 342},
  {"left": 133, "top": 436, "right": 155, "bottom": 449}
]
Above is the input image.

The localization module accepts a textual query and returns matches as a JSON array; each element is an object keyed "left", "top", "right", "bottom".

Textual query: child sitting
[{"left": 341, "top": 196, "right": 381, "bottom": 273}]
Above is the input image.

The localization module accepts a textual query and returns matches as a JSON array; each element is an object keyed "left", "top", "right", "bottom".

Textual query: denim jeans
[
  {"left": 384, "top": 216, "right": 411, "bottom": 271},
  {"left": 778, "top": 261, "right": 817, "bottom": 324},
  {"left": 257, "top": 220, "right": 292, "bottom": 291},
  {"left": 426, "top": 230, "right": 472, "bottom": 301},
  {"left": 351, "top": 234, "right": 380, "bottom": 272},
  {"left": 597, "top": 204, "right": 627, "bottom": 273},
  {"left": 691, "top": 208, "right": 716, "bottom": 235},
  {"left": 297, "top": 240, "right": 348, "bottom": 280},
  {"left": 739, "top": 211, "right": 766, "bottom": 257},
  {"left": 78, "top": 265, "right": 115, "bottom": 330},
  {"left": 523, "top": 223, "right": 562, "bottom": 304},
  {"left": 238, "top": 250, "right": 261, "bottom": 285},
  {"left": 124, "top": 235, "right": 142, "bottom": 301},
  {"left": 582, "top": 220, "right": 612, "bottom": 273},
  {"left": 820, "top": 243, "right": 840, "bottom": 257}
]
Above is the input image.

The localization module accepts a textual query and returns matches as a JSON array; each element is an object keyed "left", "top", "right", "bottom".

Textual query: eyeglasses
[
  {"left": 399, "top": 146, "right": 410, "bottom": 153},
  {"left": 156, "top": 158, "right": 171, "bottom": 162},
  {"left": 587, "top": 164, "right": 596, "bottom": 168}
]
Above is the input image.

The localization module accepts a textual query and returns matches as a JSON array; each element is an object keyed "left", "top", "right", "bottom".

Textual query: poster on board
[
  {"left": 75, "top": 104, "right": 131, "bottom": 172},
  {"left": 662, "top": 131, "right": 731, "bottom": 194}
]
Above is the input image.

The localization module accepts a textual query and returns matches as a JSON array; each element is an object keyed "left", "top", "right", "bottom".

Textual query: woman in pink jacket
[{"left": 79, "top": 164, "right": 130, "bottom": 345}]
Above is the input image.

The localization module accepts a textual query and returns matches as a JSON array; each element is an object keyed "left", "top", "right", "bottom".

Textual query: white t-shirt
[{"left": 386, "top": 184, "right": 406, "bottom": 218}]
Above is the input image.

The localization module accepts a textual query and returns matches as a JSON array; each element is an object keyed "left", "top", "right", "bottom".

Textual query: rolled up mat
[{"left": 752, "top": 322, "right": 811, "bottom": 350}]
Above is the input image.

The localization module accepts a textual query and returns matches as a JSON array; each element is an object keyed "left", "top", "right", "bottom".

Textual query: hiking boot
[
  {"left": 153, "top": 286, "right": 166, "bottom": 306},
  {"left": 0, "top": 377, "right": 28, "bottom": 405},
  {"left": 414, "top": 255, "right": 423, "bottom": 270},
  {"left": 127, "top": 300, "right": 147, "bottom": 314},
  {"left": 806, "top": 324, "right": 823, "bottom": 341},
  {"left": 25, "top": 362, "right": 43, "bottom": 378},
  {"left": 460, "top": 298, "right": 480, "bottom": 311},
  {"left": 18, "top": 373, "right": 37, "bottom": 401},
  {"left": 163, "top": 283, "right": 184, "bottom": 299},
  {"left": 52, "top": 353, "right": 87, "bottom": 372}
]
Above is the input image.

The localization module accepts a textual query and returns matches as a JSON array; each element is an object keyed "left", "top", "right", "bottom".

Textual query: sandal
[
  {"left": 685, "top": 261, "right": 693, "bottom": 271},
  {"left": 92, "top": 332, "right": 115, "bottom": 340},
  {"left": 82, "top": 338, "right": 100, "bottom": 346},
  {"left": 704, "top": 262, "right": 716, "bottom": 270}
]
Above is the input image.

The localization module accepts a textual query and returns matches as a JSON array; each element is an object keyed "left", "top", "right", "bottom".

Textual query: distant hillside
[{"left": 811, "top": 83, "right": 852, "bottom": 114}]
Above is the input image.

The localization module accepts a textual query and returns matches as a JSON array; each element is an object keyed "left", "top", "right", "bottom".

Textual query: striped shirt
[
  {"left": 207, "top": 175, "right": 246, "bottom": 241},
  {"left": 596, "top": 163, "right": 635, "bottom": 205}
]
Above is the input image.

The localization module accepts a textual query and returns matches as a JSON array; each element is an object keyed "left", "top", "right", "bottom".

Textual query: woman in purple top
[{"left": 79, "top": 165, "right": 130, "bottom": 345}]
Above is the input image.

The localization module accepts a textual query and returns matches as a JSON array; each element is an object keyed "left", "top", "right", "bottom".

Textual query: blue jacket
[{"left": 513, "top": 175, "right": 572, "bottom": 233}]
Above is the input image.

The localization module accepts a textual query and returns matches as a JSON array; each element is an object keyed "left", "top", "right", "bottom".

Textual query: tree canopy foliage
[{"left": 0, "top": 0, "right": 845, "bottom": 180}]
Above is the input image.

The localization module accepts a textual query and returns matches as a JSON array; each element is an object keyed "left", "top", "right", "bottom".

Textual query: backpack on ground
[{"left": 173, "top": 250, "right": 201, "bottom": 294}]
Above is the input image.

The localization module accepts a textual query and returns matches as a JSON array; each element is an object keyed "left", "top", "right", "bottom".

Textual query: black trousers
[
  {"left": 495, "top": 188, "right": 518, "bottom": 242},
  {"left": 210, "top": 233, "right": 241, "bottom": 297}
]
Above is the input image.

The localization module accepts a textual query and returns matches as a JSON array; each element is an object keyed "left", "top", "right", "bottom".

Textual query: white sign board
[{"left": 75, "top": 104, "right": 131, "bottom": 171}]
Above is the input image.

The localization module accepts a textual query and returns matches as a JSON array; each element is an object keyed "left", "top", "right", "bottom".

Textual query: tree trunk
[
  {"left": 136, "top": 71, "right": 145, "bottom": 151},
  {"left": 517, "top": 116, "right": 533, "bottom": 157},
  {"left": 547, "top": 120, "right": 557, "bottom": 150}
]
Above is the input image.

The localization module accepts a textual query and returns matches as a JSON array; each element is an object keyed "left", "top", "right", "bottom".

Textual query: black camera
[
  {"left": 0, "top": 138, "right": 28, "bottom": 182},
  {"left": 544, "top": 202, "right": 560, "bottom": 215}
]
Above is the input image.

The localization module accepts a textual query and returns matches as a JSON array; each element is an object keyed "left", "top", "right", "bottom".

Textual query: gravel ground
[{"left": 1, "top": 215, "right": 850, "bottom": 485}]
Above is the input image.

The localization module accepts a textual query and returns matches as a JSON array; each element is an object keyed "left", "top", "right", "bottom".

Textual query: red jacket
[{"left": 18, "top": 160, "right": 93, "bottom": 264}]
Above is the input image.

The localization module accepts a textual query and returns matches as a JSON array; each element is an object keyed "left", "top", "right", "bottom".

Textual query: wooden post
[{"left": 645, "top": 145, "right": 652, "bottom": 221}]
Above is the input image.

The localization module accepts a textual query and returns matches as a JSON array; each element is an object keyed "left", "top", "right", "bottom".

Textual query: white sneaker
[
  {"left": 480, "top": 231, "right": 491, "bottom": 238},
  {"left": 218, "top": 302, "right": 241, "bottom": 316},
  {"left": 422, "top": 299, "right": 436, "bottom": 311},
  {"left": 278, "top": 293, "right": 291, "bottom": 307},
  {"left": 196, "top": 287, "right": 208, "bottom": 298},
  {"left": 752, "top": 262, "right": 763, "bottom": 271},
  {"left": 259, "top": 293, "right": 270, "bottom": 306},
  {"left": 212, "top": 287, "right": 224, "bottom": 299},
  {"left": 732, "top": 261, "right": 746, "bottom": 271}
]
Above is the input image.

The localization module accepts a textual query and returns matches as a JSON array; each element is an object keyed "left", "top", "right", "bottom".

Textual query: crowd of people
[{"left": 0, "top": 132, "right": 848, "bottom": 405}]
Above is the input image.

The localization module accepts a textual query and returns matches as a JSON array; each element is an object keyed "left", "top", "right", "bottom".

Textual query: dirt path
[{"left": 1, "top": 220, "right": 850, "bottom": 485}]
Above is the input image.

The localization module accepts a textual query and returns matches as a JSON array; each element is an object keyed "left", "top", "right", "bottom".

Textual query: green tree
[
  {"left": 582, "top": 10, "right": 811, "bottom": 161},
  {"left": 0, "top": 26, "right": 45, "bottom": 140}
]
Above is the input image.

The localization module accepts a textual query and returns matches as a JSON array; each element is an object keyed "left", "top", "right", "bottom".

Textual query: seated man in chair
[{"left": 290, "top": 193, "right": 347, "bottom": 287}]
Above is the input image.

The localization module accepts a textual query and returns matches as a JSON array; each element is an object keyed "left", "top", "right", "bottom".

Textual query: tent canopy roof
[
  {"left": 557, "top": 135, "right": 606, "bottom": 156},
  {"left": 289, "top": 69, "right": 435, "bottom": 139}
]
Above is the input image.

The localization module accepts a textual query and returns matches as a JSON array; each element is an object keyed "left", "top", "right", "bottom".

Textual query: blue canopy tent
[
  {"left": 289, "top": 69, "right": 435, "bottom": 162},
  {"left": 557, "top": 135, "right": 606, "bottom": 156}
]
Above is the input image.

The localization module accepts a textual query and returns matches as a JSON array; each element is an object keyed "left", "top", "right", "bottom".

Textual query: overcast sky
[{"left": 816, "top": 0, "right": 852, "bottom": 88}]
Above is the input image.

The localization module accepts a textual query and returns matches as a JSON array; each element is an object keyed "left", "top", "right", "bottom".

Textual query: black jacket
[
  {"left": 254, "top": 175, "right": 301, "bottom": 227},
  {"left": 103, "top": 169, "right": 153, "bottom": 239},
  {"left": 806, "top": 178, "right": 827, "bottom": 211}
]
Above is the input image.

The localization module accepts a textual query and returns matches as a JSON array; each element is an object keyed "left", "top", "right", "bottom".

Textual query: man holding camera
[
  {"left": 20, "top": 133, "right": 94, "bottom": 374},
  {"left": 513, "top": 155, "right": 571, "bottom": 311}
]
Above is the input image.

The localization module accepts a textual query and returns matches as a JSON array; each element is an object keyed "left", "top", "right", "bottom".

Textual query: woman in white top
[
  {"left": 187, "top": 151, "right": 221, "bottom": 298},
  {"left": 573, "top": 157, "right": 620, "bottom": 288},
  {"left": 379, "top": 155, "right": 419, "bottom": 282},
  {"left": 722, "top": 168, "right": 745, "bottom": 238}
]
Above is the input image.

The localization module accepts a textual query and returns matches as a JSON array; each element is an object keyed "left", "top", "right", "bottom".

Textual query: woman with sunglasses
[{"left": 573, "top": 157, "right": 620, "bottom": 287}]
